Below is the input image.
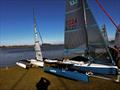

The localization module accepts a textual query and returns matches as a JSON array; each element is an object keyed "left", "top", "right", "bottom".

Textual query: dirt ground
[{"left": 0, "top": 66, "right": 120, "bottom": 90}]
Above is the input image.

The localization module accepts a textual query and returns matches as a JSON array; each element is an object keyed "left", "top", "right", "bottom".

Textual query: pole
[{"left": 82, "top": 0, "right": 89, "bottom": 56}]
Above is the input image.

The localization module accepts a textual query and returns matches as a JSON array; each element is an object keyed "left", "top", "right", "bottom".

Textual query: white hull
[
  {"left": 28, "top": 59, "right": 44, "bottom": 67},
  {"left": 44, "top": 59, "right": 118, "bottom": 74},
  {"left": 74, "top": 63, "right": 118, "bottom": 69},
  {"left": 44, "top": 59, "right": 118, "bottom": 69},
  {"left": 62, "top": 60, "right": 118, "bottom": 69},
  {"left": 16, "top": 62, "right": 27, "bottom": 69},
  {"left": 44, "top": 59, "right": 58, "bottom": 63}
]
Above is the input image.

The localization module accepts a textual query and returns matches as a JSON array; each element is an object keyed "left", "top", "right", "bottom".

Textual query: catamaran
[
  {"left": 16, "top": 10, "right": 44, "bottom": 68},
  {"left": 44, "top": 0, "right": 119, "bottom": 81}
]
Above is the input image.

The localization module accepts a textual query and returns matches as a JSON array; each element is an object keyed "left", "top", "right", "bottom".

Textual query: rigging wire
[
  {"left": 33, "top": 8, "right": 43, "bottom": 45},
  {"left": 95, "top": 0, "right": 120, "bottom": 32},
  {"left": 95, "top": 0, "right": 117, "bottom": 65}
]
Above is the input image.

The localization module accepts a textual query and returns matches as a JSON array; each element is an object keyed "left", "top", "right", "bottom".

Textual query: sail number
[{"left": 69, "top": 0, "right": 78, "bottom": 6}]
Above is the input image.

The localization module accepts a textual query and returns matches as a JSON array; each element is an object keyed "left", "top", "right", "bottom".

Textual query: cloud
[{"left": 44, "top": 40, "right": 64, "bottom": 44}]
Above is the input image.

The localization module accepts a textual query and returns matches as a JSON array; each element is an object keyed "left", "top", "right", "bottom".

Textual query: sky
[{"left": 0, "top": 0, "right": 120, "bottom": 46}]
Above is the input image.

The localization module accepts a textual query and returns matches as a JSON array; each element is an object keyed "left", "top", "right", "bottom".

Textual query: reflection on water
[{"left": 0, "top": 48, "right": 64, "bottom": 67}]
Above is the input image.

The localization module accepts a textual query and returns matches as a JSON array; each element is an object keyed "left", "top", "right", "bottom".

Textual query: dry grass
[{"left": 0, "top": 66, "right": 120, "bottom": 90}]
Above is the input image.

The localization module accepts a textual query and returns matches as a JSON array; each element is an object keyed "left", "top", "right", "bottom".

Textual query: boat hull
[
  {"left": 28, "top": 59, "right": 44, "bottom": 67},
  {"left": 80, "top": 67, "right": 117, "bottom": 75},
  {"left": 44, "top": 67, "right": 89, "bottom": 82},
  {"left": 30, "top": 61, "right": 44, "bottom": 67},
  {"left": 72, "top": 65, "right": 118, "bottom": 75},
  {"left": 16, "top": 62, "right": 27, "bottom": 69},
  {"left": 62, "top": 59, "right": 118, "bottom": 75}
]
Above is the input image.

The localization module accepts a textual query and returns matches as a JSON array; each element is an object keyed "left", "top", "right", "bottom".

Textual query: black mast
[{"left": 82, "top": 0, "right": 89, "bottom": 56}]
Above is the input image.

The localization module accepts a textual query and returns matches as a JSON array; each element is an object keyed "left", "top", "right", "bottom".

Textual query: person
[
  {"left": 115, "top": 69, "right": 120, "bottom": 83},
  {"left": 109, "top": 45, "right": 119, "bottom": 64},
  {"left": 111, "top": 46, "right": 120, "bottom": 83}
]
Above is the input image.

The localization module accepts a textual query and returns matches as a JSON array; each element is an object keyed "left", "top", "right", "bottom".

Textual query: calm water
[{"left": 0, "top": 47, "right": 64, "bottom": 67}]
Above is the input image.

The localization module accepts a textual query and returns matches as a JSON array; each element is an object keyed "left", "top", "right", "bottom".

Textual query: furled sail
[{"left": 33, "top": 11, "right": 43, "bottom": 61}]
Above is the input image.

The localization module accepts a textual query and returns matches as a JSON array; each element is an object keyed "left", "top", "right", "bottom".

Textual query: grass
[{"left": 0, "top": 66, "right": 120, "bottom": 90}]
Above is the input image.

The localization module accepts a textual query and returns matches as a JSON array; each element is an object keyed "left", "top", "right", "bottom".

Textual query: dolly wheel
[{"left": 86, "top": 71, "right": 93, "bottom": 76}]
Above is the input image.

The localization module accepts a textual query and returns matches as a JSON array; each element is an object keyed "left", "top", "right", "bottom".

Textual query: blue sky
[{"left": 0, "top": 0, "right": 120, "bottom": 46}]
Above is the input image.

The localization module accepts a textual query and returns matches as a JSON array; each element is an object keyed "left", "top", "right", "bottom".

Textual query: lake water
[{"left": 0, "top": 47, "right": 64, "bottom": 67}]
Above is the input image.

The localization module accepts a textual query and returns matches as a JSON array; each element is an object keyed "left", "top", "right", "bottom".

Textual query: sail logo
[
  {"left": 69, "top": 0, "right": 78, "bottom": 6},
  {"left": 67, "top": 18, "right": 77, "bottom": 29}
]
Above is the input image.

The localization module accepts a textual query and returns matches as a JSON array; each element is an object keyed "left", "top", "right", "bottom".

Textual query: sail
[
  {"left": 84, "top": 0, "right": 115, "bottom": 64},
  {"left": 33, "top": 12, "right": 43, "bottom": 61},
  {"left": 64, "top": 0, "right": 107, "bottom": 57},
  {"left": 64, "top": 0, "right": 116, "bottom": 64},
  {"left": 64, "top": 0, "right": 87, "bottom": 56},
  {"left": 84, "top": 0, "right": 106, "bottom": 48},
  {"left": 115, "top": 25, "right": 120, "bottom": 47}
]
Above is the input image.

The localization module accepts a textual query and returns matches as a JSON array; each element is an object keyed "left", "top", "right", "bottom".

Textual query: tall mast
[
  {"left": 33, "top": 9, "right": 38, "bottom": 43},
  {"left": 82, "top": 0, "right": 89, "bottom": 56},
  {"left": 33, "top": 9, "right": 43, "bottom": 61}
]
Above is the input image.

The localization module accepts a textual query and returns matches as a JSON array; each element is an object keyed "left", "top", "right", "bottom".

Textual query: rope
[{"left": 95, "top": 0, "right": 120, "bottom": 32}]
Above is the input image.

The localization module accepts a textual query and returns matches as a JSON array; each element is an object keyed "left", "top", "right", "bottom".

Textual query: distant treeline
[
  {"left": 0, "top": 40, "right": 115, "bottom": 49},
  {"left": 0, "top": 43, "right": 64, "bottom": 51}
]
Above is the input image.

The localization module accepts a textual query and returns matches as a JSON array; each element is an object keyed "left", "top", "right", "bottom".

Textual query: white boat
[
  {"left": 16, "top": 10, "right": 44, "bottom": 68},
  {"left": 28, "top": 10, "right": 44, "bottom": 67}
]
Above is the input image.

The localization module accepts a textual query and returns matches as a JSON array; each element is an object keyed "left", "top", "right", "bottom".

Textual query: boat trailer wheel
[{"left": 86, "top": 71, "right": 93, "bottom": 76}]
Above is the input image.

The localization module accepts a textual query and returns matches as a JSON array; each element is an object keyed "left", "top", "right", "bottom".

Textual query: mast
[
  {"left": 33, "top": 9, "right": 43, "bottom": 61},
  {"left": 33, "top": 9, "right": 37, "bottom": 42},
  {"left": 82, "top": 0, "right": 89, "bottom": 56}
]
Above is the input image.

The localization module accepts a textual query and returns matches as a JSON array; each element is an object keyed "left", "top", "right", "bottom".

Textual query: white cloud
[{"left": 44, "top": 40, "right": 64, "bottom": 44}]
